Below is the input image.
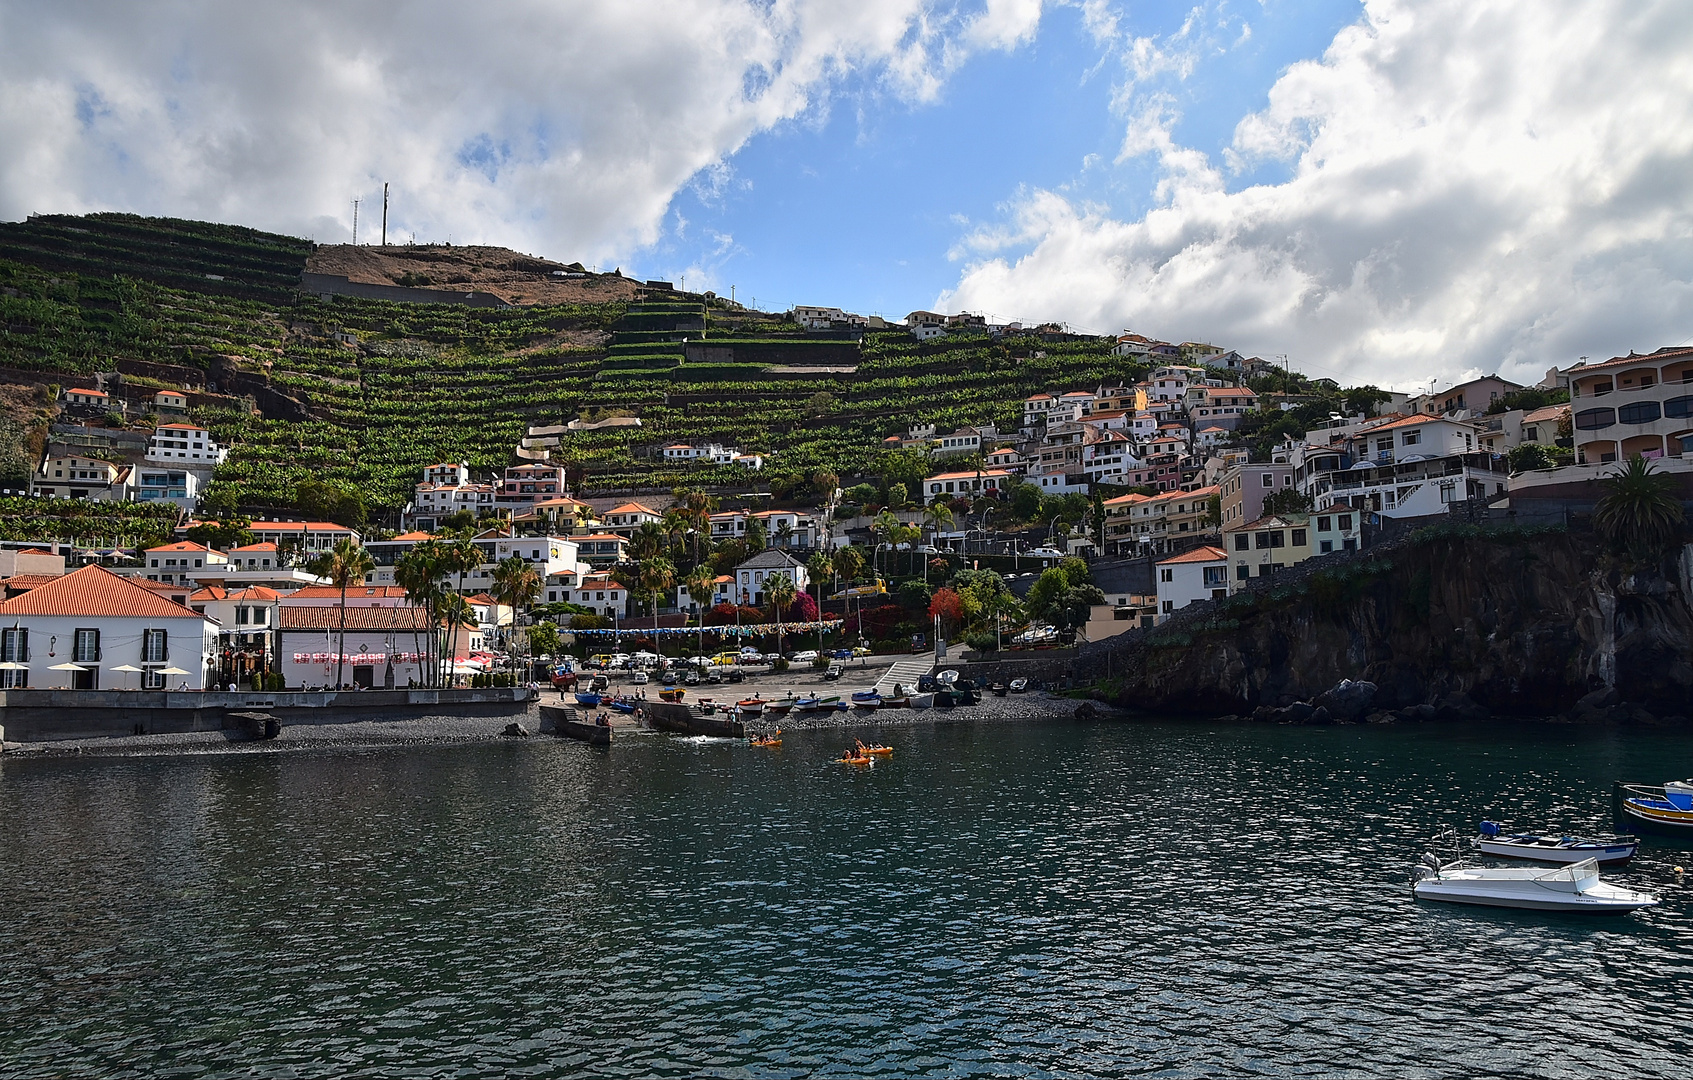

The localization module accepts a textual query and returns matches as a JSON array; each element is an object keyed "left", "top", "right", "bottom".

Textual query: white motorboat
[
  {"left": 1411, "top": 855, "right": 1658, "bottom": 914},
  {"left": 1473, "top": 821, "right": 1638, "bottom": 865}
]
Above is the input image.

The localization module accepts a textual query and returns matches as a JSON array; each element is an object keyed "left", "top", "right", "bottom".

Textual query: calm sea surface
[{"left": 3, "top": 718, "right": 1693, "bottom": 1078}]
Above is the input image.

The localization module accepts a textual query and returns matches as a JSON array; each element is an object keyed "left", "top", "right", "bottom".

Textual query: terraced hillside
[{"left": 0, "top": 213, "right": 1152, "bottom": 522}]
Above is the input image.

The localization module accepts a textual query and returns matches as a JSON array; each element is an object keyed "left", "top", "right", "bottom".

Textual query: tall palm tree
[
  {"left": 834, "top": 544, "right": 867, "bottom": 647},
  {"left": 632, "top": 520, "right": 668, "bottom": 563},
  {"left": 394, "top": 544, "right": 443, "bottom": 687},
  {"left": 1595, "top": 455, "right": 1686, "bottom": 562},
  {"left": 774, "top": 519, "right": 795, "bottom": 550},
  {"left": 807, "top": 549, "right": 833, "bottom": 656},
  {"left": 439, "top": 592, "right": 475, "bottom": 685},
  {"left": 684, "top": 564, "right": 716, "bottom": 659},
  {"left": 766, "top": 572, "right": 798, "bottom": 661},
  {"left": 923, "top": 503, "right": 955, "bottom": 582},
  {"left": 438, "top": 538, "right": 481, "bottom": 685},
  {"left": 490, "top": 555, "right": 542, "bottom": 685},
  {"left": 637, "top": 556, "right": 676, "bottom": 650},
  {"left": 306, "top": 537, "right": 375, "bottom": 690},
  {"left": 872, "top": 510, "right": 900, "bottom": 580}
]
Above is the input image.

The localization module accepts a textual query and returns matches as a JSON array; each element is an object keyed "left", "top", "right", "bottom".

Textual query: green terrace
[{"left": 0, "top": 213, "right": 1155, "bottom": 518}]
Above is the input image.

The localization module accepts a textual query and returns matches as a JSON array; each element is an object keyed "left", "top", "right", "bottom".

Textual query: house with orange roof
[
  {"left": 602, "top": 501, "right": 663, "bottom": 535},
  {"left": 63, "top": 387, "right": 110, "bottom": 410},
  {"left": 140, "top": 541, "right": 228, "bottom": 586},
  {"left": 189, "top": 584, "right": 284, "bottom": 678},
  {"left": 30, "top": 454, "right": 131, "bottom": 502},
  {"left": 1155, "top": 545, "right": 1229, "bottom": 619},
  {"left": 1221, "top": 514, "right": 1319, "bottom": 591},
  {"left": 924, "top": 468, "right": 1012, "bottom": 500},
  {"left": 1109, "top": 485, "right": 1221, "bottom": 554},
  {"left": 0, "top": 548, "right": 66, "bottom": 579},
  {"left": 246, "top": 520, "right": 361, "bottom": 553},
  {"left": 0, "top": 564, "right": 219, "bottom": 689}
]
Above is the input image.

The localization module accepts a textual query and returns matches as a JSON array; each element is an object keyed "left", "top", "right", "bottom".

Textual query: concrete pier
[{"left": 0, "top": 687, "right": 536, "bottom": 742}]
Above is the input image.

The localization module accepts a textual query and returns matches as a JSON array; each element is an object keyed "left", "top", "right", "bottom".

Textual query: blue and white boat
[
  {"left": 1473, "top": 821, "right": 1637, "bottom": 865},
  {"left": 1615, "top": 780, "right": 1693, "bottom": 835},
  {"left": 851, "top": 690, "right": 881, "bottom": 709}
]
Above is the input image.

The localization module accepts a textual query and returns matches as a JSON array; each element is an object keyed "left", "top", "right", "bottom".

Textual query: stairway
[{"left": 873, "top": 658, "right": 934, "bottom": 695}]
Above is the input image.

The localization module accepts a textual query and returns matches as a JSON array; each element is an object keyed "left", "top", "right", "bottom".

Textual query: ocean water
[{"left": 2, "top": 718, "right": 1692, "bottom": 1078}]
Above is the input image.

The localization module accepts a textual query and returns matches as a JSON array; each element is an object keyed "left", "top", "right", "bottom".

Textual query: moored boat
[
  {"left": 658, "top": 687, "right": 686, "bottom": 703},
  {"left": 1411, "top": 854, "right": 1658, "bottom": 914},
  {"left": 607, "top": 699, "right": 637, "bottom": 714},
  {"left": 574, "top": 691, "right": 603, "bottom": 707},
  {"left": 736, "top": 698, "right": 766, "bottom": 719},
  {"left": 765, "top": 695, "right": 798, "bottom": 717},
  {"left": 1615, "top": 780, "right": 1693, "bottom": 835},
  {"left": 991, "top": 682, "right": 1008, "bottom": 697},
  {"left": 795, "top": 694, "right": 838, "bottom": 713},
  {"left": 851, "top": 690, "right": 882, "bottom": 709},
  {"left": 1473, "top": 821, "right": 1638, "bottom": 864},
  {"left": 908, "top": 692, "right": 934, "bottom": 710},
  {"left": 1009, "top": 678, "right": 1028, "bottom": 693},
  {"left": 881, "top": 695, "right": 910, "bottom": 709}
]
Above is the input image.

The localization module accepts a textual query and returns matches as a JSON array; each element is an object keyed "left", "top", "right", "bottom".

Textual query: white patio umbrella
[
  {"left": 48, "top": 662, "right": 85, "bottom": 670},
  {"left": 0, "top": 661, "right": 26, "bottom": 670},
  {"left": 110, "top": 663, "right": 143, "bottom": 690}
]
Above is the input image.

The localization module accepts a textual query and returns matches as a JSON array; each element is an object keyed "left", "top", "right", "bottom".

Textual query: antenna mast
[
  {"left": 381, "top": 183, "right": 389, "bottom": 247},
  {"left": 352, "top": 199, "right": 359, "bottom": 245}
]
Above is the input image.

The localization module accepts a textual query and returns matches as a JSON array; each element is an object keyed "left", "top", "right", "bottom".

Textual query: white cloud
[
  {"left": 0, "top": 0, "right": 1045, "bottom": 267},
  {"left": 941, "top": 0, "right": 1693, "bottom": 388}
]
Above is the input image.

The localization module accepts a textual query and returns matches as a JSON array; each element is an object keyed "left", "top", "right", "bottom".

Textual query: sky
[{"left": 1, "top": 0, "right": 1691, "bottom": 391}]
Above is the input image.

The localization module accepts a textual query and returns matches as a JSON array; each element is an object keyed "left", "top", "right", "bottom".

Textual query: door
[
  {"left": 352, "top": 665, "right": 375, "bottom": 689},
  {"left": 72, "top": 667, "right": 98, "bottom": 690}
]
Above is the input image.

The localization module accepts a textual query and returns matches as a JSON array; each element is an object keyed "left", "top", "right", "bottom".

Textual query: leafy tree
[
  {"left": 765, "top": 572, "right": 798, "bottom": 657},
  {"left": 1594, "top": 456, "right": 1686, "bottom": 564},
  {"left": 844, "top": 482, "right": 879, "bottom": 505},
  {"left": 491, "top": 555, "right": 543, "bottom": 680},
  {"left": 1008, "top": 480, "right": 1043, "bottom": 521},
  {"left": 878, "top": 448, "right": 931, "bottom": 494},
  {"left": 186, "top": 515, "right": 254, "bottom": 551},
  {"left": 527, "top": 621, "right": 561, "bottom": 659},
  {"left": 295, "top": 478, "right": 367, "bottom": 527},
  {"left": 929, "top": 587, "right": 966, "bottom": 638},
  {"left": 1262, "top": 488, "right": 1315, "bottom": 515},
  {"left": 1487, "top": 387, "right": 1570, "bottom": 415},
  {"left": 1202, "top": 493, "right": 1222, "bottom": 528},
  {"left": 684, "top": 563, "right": 716, "bottom": 658},
  {"left": 887, "top": 482, "right": 908, "bottom": 508},
  {"left": 395, "top": 543, "right": 444, "bottom": 685},
  {"left": 1343, "top": 385, "right": 1394, "bottom": 416},
  {"left": 1506, "top": 443, "right": 1571, "bottom": 473}
]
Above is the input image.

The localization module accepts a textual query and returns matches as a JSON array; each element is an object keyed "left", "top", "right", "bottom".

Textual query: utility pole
[
  {"left": 381, "top": 183, "right": 389, "bottom": 247},
  {"left": 352, "top": 199, "right": 359, "bottom": 245}
]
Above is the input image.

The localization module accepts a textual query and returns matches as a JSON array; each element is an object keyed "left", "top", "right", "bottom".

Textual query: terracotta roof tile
[
  {"left": 1157, "top": 545, "right": 1229, "bottom": 565},
  {"left": 0, "top": 565, "right": 203, "bottom": 619},
  {"left": 279, "top": 607, "right": 431, "bottom": 631}
]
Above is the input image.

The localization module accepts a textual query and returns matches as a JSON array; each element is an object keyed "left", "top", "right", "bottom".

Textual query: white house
[
  {"left": 911, "top": 323, "right": 946, "bottom": 341},
  {"left": 0, "top": 565, "right": 219, "bottom": 689},
  {"left": 32, "top": 455, "right": 131, "bottom": 502},
  {"left": 733, "top": 549, "right": 809, "bottom": 607},
  {"left": 153, "top": 390, "right": 190, "bottom": 412},
  {"left": 924, "top": 468, "right": 1012, "bottom": 499},
  {"left": 146, "top": 423, "right": 228, "bottom": 467},
  {"left": 64, "top": 387, "right": 110, "bottom": 409},
  {"left": 602, "top": 501, "right": 664, "bottom": 534},
  {"left": 1155, "top": 545, "right": 1229, "bottom": 620},
  {"left": 278, "top": 605, "right": 442, "bottom": 690},
  {"left": 140, "top": 541, "right": 229, "bottom": 586}
]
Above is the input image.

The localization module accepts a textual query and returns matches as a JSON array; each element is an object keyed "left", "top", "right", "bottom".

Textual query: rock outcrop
[{"left": 1077, "top": 528, "right": 1693, "bottom": 720}]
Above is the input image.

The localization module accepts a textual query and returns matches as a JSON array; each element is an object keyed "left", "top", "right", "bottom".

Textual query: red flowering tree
[{"left": 929, "top": 587, "right": 966, "bottom": 637}]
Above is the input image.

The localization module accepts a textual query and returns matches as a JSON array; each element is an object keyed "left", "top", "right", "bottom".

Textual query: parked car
[
  {"left": 790, "top": 650, "right": 819, "bottom": 664},
  {"left": 712, "top": 652, "right": 742, "bottom": 666},
  {"left": 706, "top": 669, "right": 724, "bottom": 684},
  {"left": 631, "top": 670, "right": 649, "bottom": 685},
  {"left": 683, "top": 669, "right": 702, "bottom": 686},
  {"left": 851, "top": 645, "right": 872, "bottom": 657},
  {"left": 1026, "top": 547, "right": 1064, "bottom": 559},
  {"left": 823, "top": 663, "right": 844, "bottom": 681},
  {"left": 830, "top": 648, "right": 853, "bottom": 660},
  {"left": 726, "top": 668, "right": 745, "bottom": 683}
]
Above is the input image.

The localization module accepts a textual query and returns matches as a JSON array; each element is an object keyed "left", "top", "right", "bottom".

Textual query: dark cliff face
[{"left": 1079, "top": 530, "right": 1693, "bottom": 717}]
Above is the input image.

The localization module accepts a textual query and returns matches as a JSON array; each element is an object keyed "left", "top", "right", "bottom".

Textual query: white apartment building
[{"left": 146, "top": 423, "right": 228, "bottom": 466}]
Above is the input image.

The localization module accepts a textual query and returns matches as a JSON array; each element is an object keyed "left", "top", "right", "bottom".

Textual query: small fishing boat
[
  {"left": 1474, "top": 821, "right": 1638, "bottom": 864},
  {"left": 881, "top": 694, "right": 910, "bottom": 709},
  {"left": 574, "top": 691, "right": 603, "bottom": 707},
  {"left": 908, "top": 692, "right": 934, "bottom": 710},
  {"left": 851, "top": 690, "right": 882, "bottom": 709},
  {"left": 1615, "top": 780, "right": 1693, "bottom": 835},
  {"left": 1411, "top": 854, "right": 1658, "bottom": 914},
  {"left": 765, "top": 695, "right": 798, "bottom": 717},
  {"left": 1009, "top": 678, "right": 1029, "bottom": 694},
  {"left": 607, "top": 699, "right": 637, "bottom": 714},
  {"left": 991, "top": 682, "right": 1008, "bottom": 697},
  {"left": 736, "top": 698, "right": 766, "bottom": 719},
  {"left": 794, "top": 694, "right": 829, "bottom": 713},
  {"left": 658, "top": 687, "right": 686, "bottom": 703}
]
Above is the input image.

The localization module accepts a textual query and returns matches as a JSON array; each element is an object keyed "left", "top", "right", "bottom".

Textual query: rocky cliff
[{"left": 1076, "top": 526, "right": 1693, "bottom": 721}]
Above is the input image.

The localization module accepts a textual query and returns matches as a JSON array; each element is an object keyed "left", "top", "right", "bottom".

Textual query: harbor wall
[{"left": 0, "top": 687, "right": 535, "bottom": 742}]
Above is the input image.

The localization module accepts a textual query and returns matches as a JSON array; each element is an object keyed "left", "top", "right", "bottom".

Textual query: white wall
[{"left": 4, "top": 613, "right": 218, "bottom": 689}]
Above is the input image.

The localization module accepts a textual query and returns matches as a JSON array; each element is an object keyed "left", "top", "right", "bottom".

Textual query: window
[
  {"left": 73, "top": 628, "right": 101, "bottom": 663},
  {"left": 1291, "top": 529, "right": 1307, "bottom": 546},
  {"left": 236, "top": 606, "right": 249, "bottom": 625},
  {"left": 1320, "top": 540, "right": 1334, "bottom": 554},
  {"left": 1618, "top": 401, "right": 1661, "bottom": 425},
  {"left": 1234, "top": 534, "right": 1250, "bottom": 551},
  {"left": 1591, "top": 381, "right": 1613, "bottom": 396},
  {"left": 1575, "top": 407, "right": 1615, "bottom": 430},
  {"left": 0, "top": 627, "right": 27, "bottom": 662},
  {"left": 1203, "top": 567, "right": 1226, "bottom": 588},
  {"left": 1162, "top": 600, "right": 1173, "bottom": 613},
  {"left": 1270, "top": 531, "right": 1285, "bottom": 548},
  {"left": 1402, "top": 430, "right": 1421, "bottom": 446},
  {"left": 142, "top": 629, "right": 168, "bottom": 663},
  {"left": 1376, "top": 439, "right": 1392, "bottom": 452},
  {"left": 252, "top": 608, "right": 267, "bottom": 626},
  {"left": 1261, "top": 474, "right": 1273, "bottom": 487},
  {"left": 1338, "top": 514, "right": 1353, "bottom": 530},
  {"left": 1236, "top": 565, "right": 1250, "bottom": 580},
  {"left": 1255, "top": 532, "right": 1271, "bottom": 550},
  {"left": 1160, "top": 568, "right": 1173, "bottom": 583},
  {"left": 1317, "top": 516, "right": 1332, "bottom": 532},
  {"left": 1665, "top": 396, "right": 1693, "bottom": 419}
]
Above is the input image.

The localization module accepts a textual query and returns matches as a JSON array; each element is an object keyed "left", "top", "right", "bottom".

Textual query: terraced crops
[{"left": 0, "top": 213, "right": 1153, "bottom": 521}]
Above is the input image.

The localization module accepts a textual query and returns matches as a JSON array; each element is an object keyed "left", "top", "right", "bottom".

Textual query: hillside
[
  {"left": 306, "top": 244, "right": 640, "bottom": 305},
  {"left": 0, "top": 212, "right": 1152, "bottom": 521}
]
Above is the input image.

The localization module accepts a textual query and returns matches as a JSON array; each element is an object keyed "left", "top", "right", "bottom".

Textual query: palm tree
[
  {"left": 745, "top": 516, "right": 767, "bottom": 554},
  {"left": 684, "top": 564, "right": 716, "bottom": 659},
  {"left": 438, "top": 538, "right": 481, "bottom": 685},
  {"left": 807, "top": 549, "right": 833, "bottom": 657},
  {"left": 439, "top": 592, "right": 475, "bottom": 684},
  {"left": 774, "top": 519, "right": 795, "bottom": 550},
  {"left": 1595, "top": 455, "right": 1686, "bottom": 562},
  {"left": 632, "top": 521, "right": 667, "bottom": 563},
  {"left": 673, "top": 487, "right": 717, "bottom": 566},
  {"left": 305, "top": 537, "right": 375, "bottom": 690},
  {"left": 490, "top": 555, "right": 542, "bottom": 685},
  {"left": 766, "top": 572, "right": 798, "bottom": 661},
  {"left": 637, "top": 557, "right": 676, "bottom": 654},
  {"left": 872, "top": 510, "right": 900, "bottom": 580},
  {"left": 394, "top": 544, "right": 444, "bottom": 687}
]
